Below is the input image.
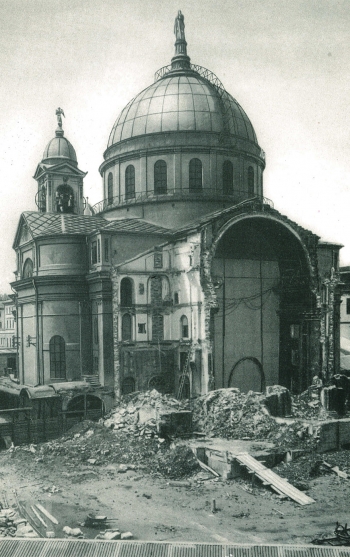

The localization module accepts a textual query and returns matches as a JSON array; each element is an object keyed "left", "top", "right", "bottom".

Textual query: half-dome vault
[{"left": 97, "top": 12, "right": 265, "bottom": 228}]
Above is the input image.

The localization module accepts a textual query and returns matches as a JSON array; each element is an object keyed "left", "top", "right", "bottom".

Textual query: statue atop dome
[
  {"left": 174, "top": 10, "right": 185, "bottom": 41},
  {"left": 56, "top": 107, "right": 65, "bottom": 128},
  {"left": 171, "top": 11, "right": 190, "bottom": 70},
  {"left": 55, "top": 107, "right": 65, "bottom": 137}
]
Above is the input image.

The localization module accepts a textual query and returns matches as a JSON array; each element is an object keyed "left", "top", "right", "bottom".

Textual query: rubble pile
[
  {"left": 155, "top": 444, "right": 200, "bottom": 479},
  {"left": 273, "top": 449, "right": 350, "bottom": 487},
  {"left": 103, "top": 389, "right": 190, "bottom": 437},
  {"left": 7, "top": 386, "right": 335, "bottom": 483},
  {"left": 192, "top": 388, "right": 280, "bottom": 440},
  {"left": 291, "top": 391, "right": 328, "bottom": 421},
  {"left": 0, "top": 507, "right": 38, "bottom": 538},
  {"left": 191, "top": 387, "right": 329, "bottom": 450},
  {"left": 37, "top": 422, "right": 200, "bottom": 479},
  {"left": 39, "top": 421, "right": 162, "bottom": 472}
]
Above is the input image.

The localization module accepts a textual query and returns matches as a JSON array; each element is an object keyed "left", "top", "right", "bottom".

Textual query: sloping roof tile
[
  {"left": 102, "top": 218, "right": 172, "bottom": 235},
  {"left": 22, "top": 212, "right": 107, "bottom": 237},
  {"left": 21, "top": 212, "right": 172, "bottom": 239}
]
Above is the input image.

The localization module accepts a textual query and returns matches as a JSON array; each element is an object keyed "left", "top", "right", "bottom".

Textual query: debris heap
[
  {"left": 192, "top": 387, "right": 326, "bottom": 450},
  {"left": 192, "top": 388, "right": 278, "bottom": 440},
  {"left": 103, "top": 389, "right": 191, "bottom": 437},
  {"left": 0, "top": 507, "right": 38, "bottom": 538}
]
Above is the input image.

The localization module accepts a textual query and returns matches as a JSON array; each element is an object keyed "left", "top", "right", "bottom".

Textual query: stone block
[
  {"left": 265, "top": 385, "right": 292, "bottom": 417},
  {"left": 103, "top": 530, "right": 121, "bottom": 540},
  {"left": 321, "top": 386, "right": 345, "bottom": 414},
  {"left": 121, "top": 531, "right": 134, "bottom": 539}
]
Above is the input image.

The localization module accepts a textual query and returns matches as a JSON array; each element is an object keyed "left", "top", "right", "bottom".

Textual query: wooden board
[{"left": 234, "top": 452, "right": 315, "bottom": 506}]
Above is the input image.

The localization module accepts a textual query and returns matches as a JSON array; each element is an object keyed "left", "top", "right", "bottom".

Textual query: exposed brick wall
[
  {"left": 111, "top": 266, "right": 121, "bottom": 398},
  {"left": 152, "top": 313, "right": 164, "bottom": 342},
  {"left": 150, "top": 276, "right": 162, "bottom": 305},
  {"left": 320, "top": 273, "right": 342, "bottom": 381}
]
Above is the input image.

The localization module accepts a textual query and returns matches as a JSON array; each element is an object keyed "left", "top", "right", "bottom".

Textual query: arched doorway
[
  {"left": 122, "top": 376, "right": 135, "bottom": 395},
  {"left": 228, "top": 357, "right": 265, "bottom": 393},
  {"left": 211, "top": 217, "right": 314, "bottom": 393},
  {"left": 148, "top": 375, "right": 166, "bottom": 393},
  {"left": 66, "top": 394, "right": 103, "bottom": 420}
]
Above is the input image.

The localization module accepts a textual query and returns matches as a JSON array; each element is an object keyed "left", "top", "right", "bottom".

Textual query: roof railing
[{"left": 92, "top": 189, "right": 273, "bottom": 215}]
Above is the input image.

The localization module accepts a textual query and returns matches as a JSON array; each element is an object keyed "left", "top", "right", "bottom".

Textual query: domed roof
[
  {"left": 42, "top": 133, "right": 77, "bottom": 164},
  {"left": 108, "top": 71, "right": 257, "bottom": 148},
  {"left": 42, "top": 109, "right": 77, "bottom": 166}
]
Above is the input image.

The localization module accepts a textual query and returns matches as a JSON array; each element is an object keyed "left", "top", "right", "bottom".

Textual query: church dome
[
  {"left": 97, "top": 12, "right": 265, "bottom": 226},
  {"left": 107, "top": 71, "right": 257, "bottom": 147},
  {"left": 42, "top": 109, "right": 78, "bottom": 167},
  {"left": 42, "top": 134, "right": 77, "bottom": 164}
]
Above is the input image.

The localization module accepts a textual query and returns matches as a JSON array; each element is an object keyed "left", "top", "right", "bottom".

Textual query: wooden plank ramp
[{"left": 233, "top": 452, "right": 315, "bottom": 506}]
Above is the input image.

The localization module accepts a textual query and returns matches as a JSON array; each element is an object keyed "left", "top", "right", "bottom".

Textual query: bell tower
[{"left": 33, "top": 109, "right": 87, "bottom": 215}]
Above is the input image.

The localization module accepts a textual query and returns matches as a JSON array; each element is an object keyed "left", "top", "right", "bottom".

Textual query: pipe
[{"left": 32, "top": 279, "right": 41, "bottom": 385}]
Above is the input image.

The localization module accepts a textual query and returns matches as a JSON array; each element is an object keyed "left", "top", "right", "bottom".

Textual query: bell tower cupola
[{"left": 33, "top": 109, "right": 88, "bottom": 215}]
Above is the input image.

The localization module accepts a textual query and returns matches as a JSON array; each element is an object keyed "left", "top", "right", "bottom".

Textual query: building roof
[
  {"left": 106, "top": 12, "right": 259, "bottom": 154},
  {"left": 41, "top": 114, "right": 78, "bottom": 167},
  {"left": 0, "top": 540, "right": 348, "bottom": 557},
  {"left": 102, "top": 218, "right": 172, "bottom": 235},
  {"left": 21, "top": 212, "right": 108, "bottom": 238},
  {"left": 15, "top": 212, "right": 172, "bottom": 243},
  {"left": 107, "top": 70, "right": 257, "bottom": 148},
  {"left": 0, "top": 377, "right": 21, "bottom": 395},
  {"left": 42, "top": 133, "right": 77, "bottom": 164}
]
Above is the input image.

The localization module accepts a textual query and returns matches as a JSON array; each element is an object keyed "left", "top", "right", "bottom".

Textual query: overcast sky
[{"left": 0, "top": 0, "right": 348, "bottom": 292}]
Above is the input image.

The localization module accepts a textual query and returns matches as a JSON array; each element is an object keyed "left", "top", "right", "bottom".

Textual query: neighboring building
[
  {"left": 339, "top": 266, "right": 350, "bottom": 371},
  {"left": 9, "top": 13, "right": 342, "bottom": 399},
  {"left": 0, "top": 297, "right": 17, "bottom": 375}
]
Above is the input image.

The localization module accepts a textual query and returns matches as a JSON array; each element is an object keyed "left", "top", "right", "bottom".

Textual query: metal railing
[{"left": 92, "top": 189, "right": 273, "bottom": 215}]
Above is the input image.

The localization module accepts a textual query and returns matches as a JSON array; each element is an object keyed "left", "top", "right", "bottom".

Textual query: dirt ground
[{"left": 1, "top": 441, "right": 349, "bottom": 545}]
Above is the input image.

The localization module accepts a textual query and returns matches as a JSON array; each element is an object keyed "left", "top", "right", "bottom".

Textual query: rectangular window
[
  {"left": 333, "top": 251, "right": 339, "bottom": 271},
  {"left": 290, "top": 324, "right": 300, "bottom": 339},
  {"left": 174, "top": 292, "right": 179, "bottom": 305},
  {"left": 91, "top": 241, "right": 97, "bottom": 265},
  {"left": 291, "top": 348, "right": 299, "bottom": 366},
  {"left": 138, "top": 323, "right": 146, "bottom": 334},
  {"left": 97, "top": 239, "right": 101, "bottom": 263},
  {"left": 347, "top": 298, "right": 350, "bottom": 315},
  {"left": 93, "top": 317, "right": 99, "bottom": 344},
  {"left": 104, "top": 239, "right": 109, "bottom": 262},
  {"left": 154, "top": 251, "right": 163, "bottom": 268},
  {"left": 93, "top": 356, "right": 99, "bottom": 372}
]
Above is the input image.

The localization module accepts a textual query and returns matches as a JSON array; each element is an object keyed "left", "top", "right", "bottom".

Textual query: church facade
[{"left": 10, "top": 13, "right": 342, "bottom": 401}]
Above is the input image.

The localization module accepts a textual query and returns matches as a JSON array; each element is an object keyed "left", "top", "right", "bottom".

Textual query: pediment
[
  {"left": 13, "top": 215, "right": 34, "bottom": 249},
  {"left": 33, "top": 162, "right": 87, "bottom": 180}
]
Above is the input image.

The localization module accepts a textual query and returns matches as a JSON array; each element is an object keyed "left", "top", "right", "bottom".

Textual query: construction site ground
[
  {"left": 1, "top": 428, "right": 350, "bottom": 544},
  {"left": 1, "top": 387, "right": 350, "bottom": 544}
]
